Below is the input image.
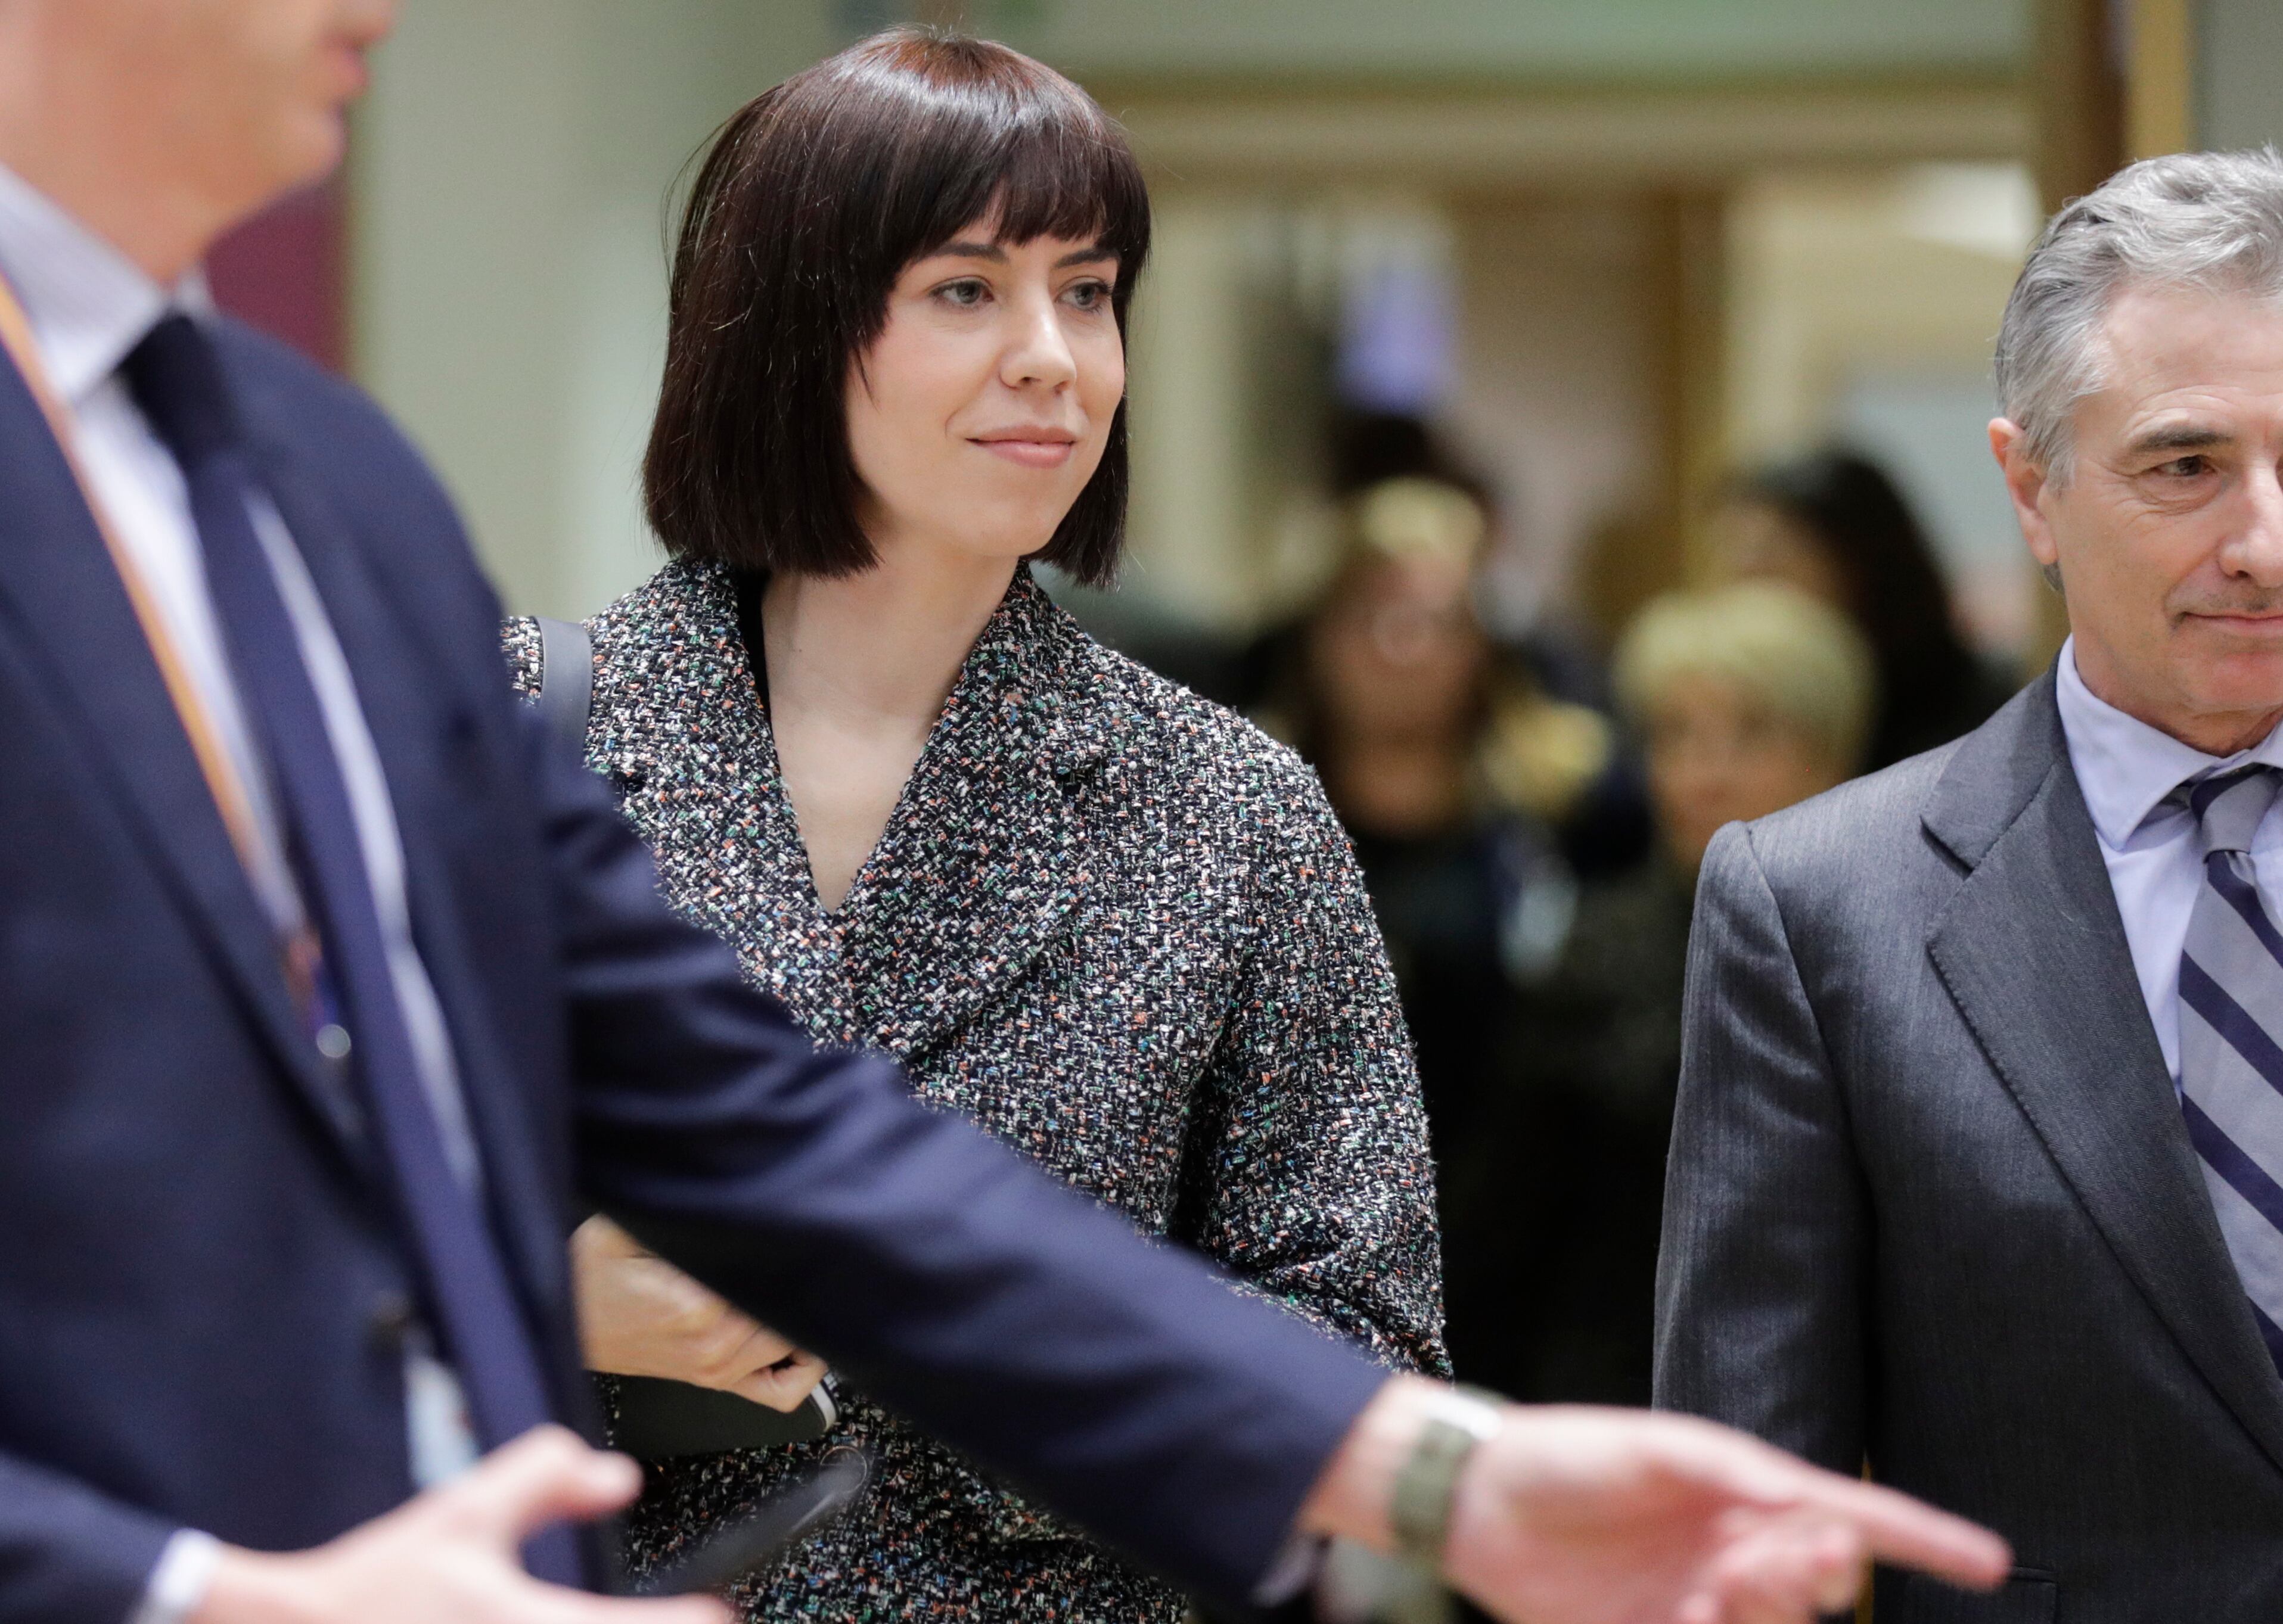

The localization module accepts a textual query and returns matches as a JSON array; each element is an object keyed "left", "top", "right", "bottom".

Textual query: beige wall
[
  {"left": 1005, "top": 0, "right": 2026, "bottom": 77},
  {"left": 351, "top": 0, "right": 836, "bottom": 618},
  {"left": 1723, "top": 165, "right": 2039, "bottom": 652},
  {"left": 2201, "top": 0, "right": 2283, "bottom": 150},
  {"left": 1446, "top": 198, "right": 1661, "bottom": 629},
  {"left": 1724, "top": 167, "right": 2036, "bottom": 459}
]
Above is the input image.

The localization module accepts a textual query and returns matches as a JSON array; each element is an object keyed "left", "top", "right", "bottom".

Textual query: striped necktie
[{"left": 2176, "top": 764, "right": 2283, "bottom": 1375}]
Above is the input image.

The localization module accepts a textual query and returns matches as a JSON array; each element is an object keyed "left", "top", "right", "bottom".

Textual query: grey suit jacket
[{"left": 1656, "top": 671, "right": 2283, "bottom": 1623}]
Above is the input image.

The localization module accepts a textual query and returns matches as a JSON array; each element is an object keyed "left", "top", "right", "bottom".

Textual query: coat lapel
[
  {"left": 585, "top": 567, "right": 845, "bottom": 1030},
  {"left": 0, "top": 359, "right": 354, "bottom": 1147},
  {"left": 248, "top": 431, "right": 572, "bottom": 1316},
  {"left": 1926, "top": 674, "right": 2283, "bottom": 1474},
  {"left": 835, "top": 574, "right": 1110, "bottom": 1059}
]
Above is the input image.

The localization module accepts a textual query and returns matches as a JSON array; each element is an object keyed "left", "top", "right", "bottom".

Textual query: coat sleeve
[
  {"left": 1653, "top": 820, "right": 1870, "bottom": 1474},
  {"left": 1181, "top": 761, "right": 1449, "bottom": 1379},
  {"left": 0, "top": 1450, "right": 176, "bottom": 1624},
  {"left": 529, "top": 709, "right": 1387, "bottom": 1611}
]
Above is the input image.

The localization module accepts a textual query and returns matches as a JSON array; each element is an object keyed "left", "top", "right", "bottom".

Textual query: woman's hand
[{"left": 571, "top": 1215, "right": 828, "bottom": 1413}]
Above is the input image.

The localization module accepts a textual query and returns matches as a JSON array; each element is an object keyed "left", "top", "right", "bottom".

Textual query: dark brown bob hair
[{"left": 642, "top": 29, "right": 1151, "bottom": 587}]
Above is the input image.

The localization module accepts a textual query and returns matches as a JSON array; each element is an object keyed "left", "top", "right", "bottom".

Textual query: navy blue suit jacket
[{"left": 0, "top": 317, "right": 1386, "bottom": 1624}]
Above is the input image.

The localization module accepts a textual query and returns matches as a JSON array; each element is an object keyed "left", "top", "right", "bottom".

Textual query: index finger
[
  {"left": 1786, "top": 1470, "right": 2010, "bottom": 1589},
  {"left": 452, "top": 1425, "right": 643, "bottom": 1546}
]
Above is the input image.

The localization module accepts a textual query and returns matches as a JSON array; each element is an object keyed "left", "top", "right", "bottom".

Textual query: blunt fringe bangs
[{"left": 642, "top": 28, "right": 1151, "bottom": 586}]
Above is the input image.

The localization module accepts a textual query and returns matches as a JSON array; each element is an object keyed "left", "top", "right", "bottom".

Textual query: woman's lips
[{"left": 973, "top": 436, "right": 1076, "bottom": 469}]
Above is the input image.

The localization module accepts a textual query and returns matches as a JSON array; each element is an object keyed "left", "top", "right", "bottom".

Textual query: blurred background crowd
[{"left": 200, "top": 0, "right": 2283, "bottom": 1418}]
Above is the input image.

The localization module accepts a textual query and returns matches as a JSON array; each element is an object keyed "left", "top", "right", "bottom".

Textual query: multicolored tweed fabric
[{"left": 504, "top": 561, "right": 1446, "bottom": 1622}]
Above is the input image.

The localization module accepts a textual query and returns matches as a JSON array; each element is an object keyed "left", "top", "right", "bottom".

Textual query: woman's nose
[{"left": 1001, "top": 293, "right": 1077, "bottom": 389}]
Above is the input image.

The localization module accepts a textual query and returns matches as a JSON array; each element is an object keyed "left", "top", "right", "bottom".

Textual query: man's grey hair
[{"left": 1996, "top": 147, "right": 2283, "bottom": 483}]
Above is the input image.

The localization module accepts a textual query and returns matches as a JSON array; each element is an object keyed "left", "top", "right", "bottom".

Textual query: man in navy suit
[{"left": 0, "top": 4, "right": 2007, "bottom": 1623}]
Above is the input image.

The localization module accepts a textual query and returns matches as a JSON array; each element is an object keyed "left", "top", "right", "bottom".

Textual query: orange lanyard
[{"left": 0, "top": 272, "right": 268, "bottom": 874}]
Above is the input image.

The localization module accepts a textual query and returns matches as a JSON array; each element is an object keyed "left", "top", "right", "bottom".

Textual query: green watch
[{"left": 1389, "top": 1385, "right": 1506, "bottom": 1567}]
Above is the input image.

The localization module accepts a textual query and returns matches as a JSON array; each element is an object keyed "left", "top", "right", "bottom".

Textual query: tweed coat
[{"left": 506, "top": 561, "right": 1446, "bottom": 1622}]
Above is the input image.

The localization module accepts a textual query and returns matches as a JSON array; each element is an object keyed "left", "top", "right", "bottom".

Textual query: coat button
[{"left": 368, "top": 1291, "right": 415, "bottom": 1352}]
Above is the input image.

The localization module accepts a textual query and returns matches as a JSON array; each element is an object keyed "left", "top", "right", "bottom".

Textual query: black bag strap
[{"left": 532, "top": 615, "right": 593, "bottom": 755}]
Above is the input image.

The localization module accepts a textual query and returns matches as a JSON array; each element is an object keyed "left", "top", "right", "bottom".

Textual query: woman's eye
[
  {"left": 935, "top": 278, "right": 989, "bottom": 308},
  {"left": 1064, "top": 279, "right": 1111, "bottom": 311}
]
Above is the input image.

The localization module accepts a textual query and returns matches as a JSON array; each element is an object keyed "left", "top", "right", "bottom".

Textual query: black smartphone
[
  {"left": 626, "top": 1447, "right": 871, "bottom": 1596},
  {"left": 611, "top": 1373, "right": 837, "bottom": 1458}
]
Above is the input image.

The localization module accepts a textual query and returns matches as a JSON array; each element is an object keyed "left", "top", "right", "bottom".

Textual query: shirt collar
[
  {"left": 2055, "top": 635, "right": 2283, "bottom": 846},
  {"left": 0, "top": 162, "right": 210, "bottom": 407}
]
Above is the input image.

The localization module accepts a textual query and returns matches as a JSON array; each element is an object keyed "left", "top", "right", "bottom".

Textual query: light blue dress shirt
[{"left": 2055, "top": 636, "right": 2283, "bottom": 1084}]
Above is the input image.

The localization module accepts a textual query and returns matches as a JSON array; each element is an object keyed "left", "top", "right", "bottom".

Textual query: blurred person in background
[
  {"left": 508, "top": 32, "right": 1445, "bottom": 1623},
  {"left": 1712, "top": 449, "right": 2012, "bottom": 770},
  {"left": 1622, "top": 584, "right": 1877, "bottom": 882},
  {"left": 1478, "top": 583, "right": 1873, "bottom": 1407},
  {"left": 1317, "top": 411, "right": 1623, "bottom": 737},
  {"left": 1253, "top": 475, "right": 1617, "bottom": 1396}
]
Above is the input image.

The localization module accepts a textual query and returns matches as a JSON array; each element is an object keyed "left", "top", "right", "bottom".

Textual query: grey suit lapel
[{"left": 1925, "top": 672, "right": 2283, "bottom": 1473}]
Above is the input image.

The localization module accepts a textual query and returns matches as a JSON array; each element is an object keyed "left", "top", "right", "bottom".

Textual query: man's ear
[{"left": 1990, "top": 418, "right": 2060, "bottom": 577}]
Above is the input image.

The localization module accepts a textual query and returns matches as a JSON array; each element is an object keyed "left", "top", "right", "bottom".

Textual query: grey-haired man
[{"left": 1659, "top": 147, "right": 2283, "bottom": 1620}]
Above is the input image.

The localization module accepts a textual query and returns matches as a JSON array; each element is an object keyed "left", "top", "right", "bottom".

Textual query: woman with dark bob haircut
[
  {"left": 1710, "top": 449, "right": 2014, "bottom": 771},
  {"left": 505, "top": 27, "right": 1445, "bottom": 1622}
]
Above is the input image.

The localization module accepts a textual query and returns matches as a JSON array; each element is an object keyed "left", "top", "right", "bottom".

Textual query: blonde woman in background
[
  {"left": 1621, "top": 581, "right": 1879, "bottom": 876},
  {"left": 1481, "top": 582, "right": 1876, "bottom": 1406}
]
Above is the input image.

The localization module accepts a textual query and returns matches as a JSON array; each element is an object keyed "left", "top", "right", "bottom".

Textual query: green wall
[{"left": 983, "top": 0, "right": 2026, "bottom": 79}]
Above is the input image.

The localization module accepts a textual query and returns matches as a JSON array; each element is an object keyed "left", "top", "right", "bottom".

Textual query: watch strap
[{"left": 1388, "top": 1385, "right": 1505, "bottom": 1567}]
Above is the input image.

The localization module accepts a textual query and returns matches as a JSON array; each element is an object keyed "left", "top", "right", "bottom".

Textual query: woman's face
[
  {"left": 1307, "top": 556, "right": 1487, "bottom": 744},
  {"left": 844, "top": 225, "right": 1124, "bottom": 569},
  {"left": 1644, "top": 676, "right": 1844, "bottom": 873},
  {"left": 1710, "top": 498, "right": 1851, "bottom": 612}
]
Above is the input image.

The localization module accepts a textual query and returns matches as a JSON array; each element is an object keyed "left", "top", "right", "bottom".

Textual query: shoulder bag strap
[{"left": 532, "top": 615, "right": 593, "bottom": 756}]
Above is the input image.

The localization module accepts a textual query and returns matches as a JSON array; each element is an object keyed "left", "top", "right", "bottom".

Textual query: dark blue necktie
[{"left": 123, "top": 313, "right": 582, "bottom": 1584}]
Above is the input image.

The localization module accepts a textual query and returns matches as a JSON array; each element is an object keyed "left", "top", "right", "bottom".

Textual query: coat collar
[
  {"left": 1924, "top": 668, "right": 2283, "bottom": 1474},
  {"left": 832, "top": 568, "right": 1109, "bottom": 1056},
  {"left": 243, "top": 419, "right": 573, "bottom": 1309},
  {"left": 598, "top": 563, "right": 1116, "bottom": 1059}
]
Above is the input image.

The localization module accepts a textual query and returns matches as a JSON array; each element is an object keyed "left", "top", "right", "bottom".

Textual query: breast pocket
[{"left": 1880, "top": 1567, "right": 2055, "bottom": 1623}]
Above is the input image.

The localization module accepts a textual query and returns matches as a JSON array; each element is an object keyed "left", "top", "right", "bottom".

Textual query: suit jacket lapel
[
  {"left": 837, "top": 575, "right": 1107, "bottom": 1060},
  {"left": 0, "top": 360, "right": 353, "bottom": 1147},
  {"left": 1926, "top": 673, "right": 2283, "bottom": 1473},
  {"left": 250, "top": 436, "right": 571, "bottom": 1317}
]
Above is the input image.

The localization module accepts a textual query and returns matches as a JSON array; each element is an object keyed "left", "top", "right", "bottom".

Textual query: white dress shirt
[
  {"left": 0, "top": 166, "right": 483, "bottom": 1620},
  {"left": 2055, "top": 636, "right": 2283, "bottom": 1082}
]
